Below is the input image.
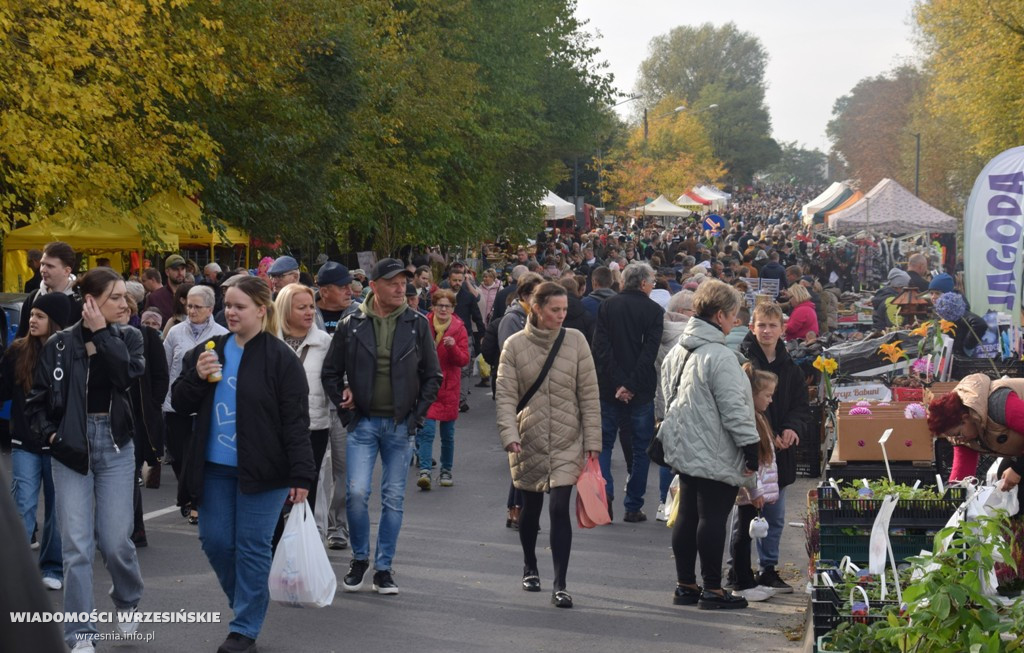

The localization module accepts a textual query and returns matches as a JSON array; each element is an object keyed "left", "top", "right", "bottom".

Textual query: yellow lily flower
[
  {"left": 823, "top": 358, "right": 839, "bottom": 375},
  {"left": 878, "top": 341, "right": 907, "bottom": 364},
  {"left": 909, "top": 322, "right": 932, "bottom": 337},
  {"left": 939, "top": 319, "right": 957, "bottom": 335},
  {"left": 813, "top": 356, "right": 826, "bottom": 373}
]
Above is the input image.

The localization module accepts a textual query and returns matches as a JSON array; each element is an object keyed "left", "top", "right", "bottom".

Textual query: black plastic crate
[
  {"left": 818, "top": 526, "right": 934, "bottom": 564},
  {"left": 824, "top": 462, "right": 939, "bottom": 486},
  {"left": 812, "top": 599, "right": 899, "bottom": 641},
  {"left": 797, "top": 404, "right": 825, "bottom": 478},
  {"left": 817, "top": 485, "right": 965, "bottom": 528},
  {"left": 951, "top": 356, "right": 1024, "bottom": 380}
]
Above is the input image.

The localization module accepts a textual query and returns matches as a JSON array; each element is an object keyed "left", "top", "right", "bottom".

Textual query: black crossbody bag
[{"left": 516, "top": 328, "right": 566, "bottom": 414}]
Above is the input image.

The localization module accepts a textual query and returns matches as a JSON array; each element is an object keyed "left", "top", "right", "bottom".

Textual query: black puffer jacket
[
  {"left": 171, "top": 332, "right": 315, "bottom": 507},
  {"left": 25, "top": 323, "right": 145, "bottom": 474},
  {"left": 739, "top": 331, "right": 810, "bottom": 489}
]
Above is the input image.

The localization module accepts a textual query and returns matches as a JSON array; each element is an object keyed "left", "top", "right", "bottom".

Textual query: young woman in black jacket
[
  {"left": 1, "top": 292, "right": 70, "bottom": 591},
  {"left": 172, "top": 276, "right": 314, "bottom": 653},
  {"left": 24, "top": 267, "right": 146, "bottom": 652}
]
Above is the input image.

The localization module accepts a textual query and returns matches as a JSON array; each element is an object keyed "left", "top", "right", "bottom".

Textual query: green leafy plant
[
  {"left": 831, "top": 513, "right": 1024, "bottom": 652},
  {"left": 833, "top": 479, "right": 944, "bottom": 501}
]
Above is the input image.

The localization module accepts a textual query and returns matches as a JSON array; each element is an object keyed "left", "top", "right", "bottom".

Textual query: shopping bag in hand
[
  {"left": 666, "top": 474, "right": 681, "bottom": 528},
  {"left": 576, "top": 457, "right": 611, "bottom": 528},
  {"left": 269, "top": 500, "right": 337, "bottom": 607}
]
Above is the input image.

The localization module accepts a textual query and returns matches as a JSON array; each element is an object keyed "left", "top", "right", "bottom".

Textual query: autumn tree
[
  {"left": 0, "top": 0, "right": 227, "bottom": 229},
  {"left": 634, "top": 23, "right": 778, "bottom": 184},
  {"left": 759, "top": 142, "right": 827, "bottom": 186}
]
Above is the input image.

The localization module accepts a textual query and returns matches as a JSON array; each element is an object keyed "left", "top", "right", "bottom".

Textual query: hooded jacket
[
  {"left": 654, "top": 315, "right": 688, "bottom": 420},
  {"left": 425, "top": 313, "right": 470, "bottom": 422},
  {"left": 562, "top": 293, "right": 595, "bottom": 345},
  {"left": 739, "top": 330, "right": 811, "bottom": 488},
  {"left": 496, "top": 319, "right": 601, "bottom": 492},
  {"left": 659, "top": 317, "right": 760, "bottom": 487},
  {"left": 871, "top": 286, "right": 902, "bottom": 330},
  {"left": 581, "top": 288, "right": 615, "bottom": 320},
  {"left": 25, "top": 322, "right": 145, "bottom": 474},
  {"left": 321, "top": 293, "right": 442, "bottom": 434}
]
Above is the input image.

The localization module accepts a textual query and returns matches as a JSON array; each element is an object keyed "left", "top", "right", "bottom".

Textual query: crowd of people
[{"left": 8, "top": 183, "right": 969, "bottom": 650}]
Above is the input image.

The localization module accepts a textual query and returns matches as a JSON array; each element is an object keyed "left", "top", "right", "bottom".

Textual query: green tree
[
  {"left": 0, "top": 0, "right": 227, "bottom": 229},
  {"left": 759, "top": 142, "right": 827, "bottom": 186},
  {"left": 634, "top": 23, "right": 778, "bottom": 184}
]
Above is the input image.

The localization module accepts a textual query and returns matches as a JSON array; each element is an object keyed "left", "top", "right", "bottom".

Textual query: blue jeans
[
  {"left": 756, "top": 486, "right": 786, "bottom": 568},
  {"left": 347, "top": 416, "right": 414, "bottom": 571},
  {"left": 659, "top": 466, "right": 674, "bottom": 503},
  {"left": 199, "top": 463, "right": 288, "bottom": 640},
  {"left": 51, "top": 416, "right": 143, "bottom": 648},
  {"left": 599, "top": 399, "right": 654, "bottom": 513},
  {"left": 416, "top": 419, "right": 455, "bottom": 473},
  {"left": 11, "top": 448, "right": 62, "bottom": 580}
]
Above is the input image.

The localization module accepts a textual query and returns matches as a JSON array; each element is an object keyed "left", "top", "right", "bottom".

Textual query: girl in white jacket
[{"left": 728, "top": 364, "right": 780, "bottom": 602}]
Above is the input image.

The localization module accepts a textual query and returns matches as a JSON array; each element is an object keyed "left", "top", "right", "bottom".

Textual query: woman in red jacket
[
  {"left": 416, "top": 289, "right": 470, "bottom": 490},
  {"left": 784, "top": 284, "right": 819, "bottom": 341}
]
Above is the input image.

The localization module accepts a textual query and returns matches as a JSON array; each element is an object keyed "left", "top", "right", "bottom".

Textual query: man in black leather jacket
[{"left": 321, "top": 258, "right": 441, "bottom": 595}]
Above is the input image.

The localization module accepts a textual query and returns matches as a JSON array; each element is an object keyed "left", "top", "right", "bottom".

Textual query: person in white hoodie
[{"left": 653, "top": 290, "right": 693, "bottom": 522}]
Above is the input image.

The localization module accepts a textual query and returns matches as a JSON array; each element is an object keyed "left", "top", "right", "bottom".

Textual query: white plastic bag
[{"left": 269, "top": 501, "right": 337, "bottom": 607}]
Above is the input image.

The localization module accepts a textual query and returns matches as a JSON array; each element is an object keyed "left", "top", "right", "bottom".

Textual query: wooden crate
[{"left": 835, "top": 404, "right": 933, "bottom": 462}]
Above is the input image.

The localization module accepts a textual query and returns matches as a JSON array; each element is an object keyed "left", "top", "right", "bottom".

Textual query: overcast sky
[{"left": 575, "top": 0, "right": 920, "bottom": 152}]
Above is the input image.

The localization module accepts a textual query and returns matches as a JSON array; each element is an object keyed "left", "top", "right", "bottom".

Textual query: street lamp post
[{"left": 913, "top": 132, "right": 921, "bottom": 197}]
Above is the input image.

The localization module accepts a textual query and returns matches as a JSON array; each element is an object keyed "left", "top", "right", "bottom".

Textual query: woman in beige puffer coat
[{"left": 496, "top": 282, "right": 601, "bottom": 609}]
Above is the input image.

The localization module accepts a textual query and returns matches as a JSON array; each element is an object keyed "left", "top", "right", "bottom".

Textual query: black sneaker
[
  {"left": 673, "top": 584, "right": 702, "bottom": 605},
  {"left": 623, "top": 510, "right": 647, "bottom": 523},
  {"left": 698, "top": 589, "right": 748, "bottom": 610},
  {"left": 372, "top": 569, "right": 399, "bottom": 595},
  {"left": 343, "top": 559, "right": 370, "bottom": 592},
  {"left": 131, "top": 530, "right": 148, "bottom": 548},
  {"left": 327, "top": 536, "right": 348, "bottom": 550},
  {"left": 217, "top": 632, "right": 257, "bottom": 653},
  {"left": 459, "top": 399, "right": 470, "bottom": 413},
  {"left": 755, "top": 567, "right": 793, "bottom": 594}
]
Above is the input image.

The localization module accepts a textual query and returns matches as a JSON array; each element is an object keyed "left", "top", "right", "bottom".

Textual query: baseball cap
[
  {"left": 268, "top": 256, "right": 299, "bottom": 276},
  {"left": 164, "top": 254, "right": 186, "bottom": 269},
  {"left": 371, "top": 258, "right": 412, "bottom": 281},
  {"left": 317, "top": 261, "right": 352, "bottom": 287},
  {"left": 405, "top": 282, "right": 417, "bottom": 297}
]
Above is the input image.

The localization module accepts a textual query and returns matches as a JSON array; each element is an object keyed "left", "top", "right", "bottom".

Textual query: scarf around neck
[{"left": 432, "top": 314, "right": 451, "bottom": 345}]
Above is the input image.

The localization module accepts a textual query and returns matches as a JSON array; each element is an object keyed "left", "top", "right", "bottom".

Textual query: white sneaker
[
  {"left": 735, "top": 586, "right": 773, "bottom": 602},
  {"left": 655, "top": 503, "right": 668, "bottom": 522},
  {"left": 755, "top": 584, "right": 778, "bottom": 597},
  {"left": 72, "top": 642, "right": 96, "bottom": 652},
  {"left": 117, "top": 607, "right": 140, "bottom": 635},
  {"left": 42, "top": 576, "right": 62, "bottom": 590}
]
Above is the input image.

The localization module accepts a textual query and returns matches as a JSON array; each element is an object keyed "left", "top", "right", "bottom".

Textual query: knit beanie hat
[
  {"left": 33, "top": 292, "right": 71, "bottom": 329},
  {"left": 927, "top": 273, "right": 954, "bottom": 293},
  {"left": 887, "top": 268, "right": 911, "bottom": 289}
]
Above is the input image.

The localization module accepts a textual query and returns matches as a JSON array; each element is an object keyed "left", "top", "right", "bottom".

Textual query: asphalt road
[{"left": 5, "top": 383, "right": 813, "bottom": 653}]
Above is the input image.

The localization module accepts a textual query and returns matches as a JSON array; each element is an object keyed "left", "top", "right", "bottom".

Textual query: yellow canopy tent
[
  {"left": 135, "top": 192, "right": 250, "bottom": 267},
  {"left": 2, "top": 205, "right": 179, "bottom": 292}
]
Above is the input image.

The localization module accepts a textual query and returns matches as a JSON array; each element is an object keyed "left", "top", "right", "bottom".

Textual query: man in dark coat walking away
[
  {"left": 592, "top": 262, "right": 664, "bottom": 523},
  {"left": 738, "top": 302, "right": 809, "bottom": 594}
]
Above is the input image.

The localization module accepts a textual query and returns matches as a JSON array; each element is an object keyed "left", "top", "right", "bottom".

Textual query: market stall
[
  {"left": 827, "top": 178, "right": 958, "bottom": 234},
  {"left": 634, "top": 194, "right": 692, "bottom": 220}
]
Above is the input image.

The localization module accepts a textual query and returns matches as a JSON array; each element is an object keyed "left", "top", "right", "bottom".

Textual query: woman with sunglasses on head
[
  {"left": 25, "top": 267, "right": 146, "bottom": 652},
  {"left": 172, "top": 276, "right": 314, "bottom": 653},
  {"left": 415, "top": 288, "right": 470, "bottom": 491},
  {"left": 929, "top": 374, "right": 1024, "bottom": 495}
]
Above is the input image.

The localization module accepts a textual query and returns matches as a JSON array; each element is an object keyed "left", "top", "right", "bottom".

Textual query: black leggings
[
  {"left": 305, "top": 428, "right": 330, "bottom": 514},
  {"left": 519, "top": 486, "right": 573, "bottom": 591},
  {"left": 164, "top": 412, "right": 194, "bottom": 480},
  {"left": 672, "top": 473, "right": 739, "bottom": 591},
  {"left": 729, "top": 503, "right": 758, "bottom": 589}
]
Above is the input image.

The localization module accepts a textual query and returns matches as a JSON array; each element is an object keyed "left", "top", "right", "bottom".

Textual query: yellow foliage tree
[
  {"left": 0, "top": 0, "right": 229, "bottom": 229},
  {"left": 603, "top": 97, "right": 724, "bottom": 208}
]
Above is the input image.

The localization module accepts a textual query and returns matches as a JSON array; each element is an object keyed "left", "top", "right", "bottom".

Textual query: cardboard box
[{"left": 835, "top": 404, "right": 933, "bottom": 462}]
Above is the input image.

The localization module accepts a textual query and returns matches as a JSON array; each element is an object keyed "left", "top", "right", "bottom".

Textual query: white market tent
[
  {"left": 676, "top": 193, "right": 706, "bottom": 210},
  {"left": 802, "top": 182, "right": 849, "bottom": 221},
  {"left": 540, "top": 190, "right": 575, "bottom": 221},
  {"left": 695, "top": 185, "right": 730, "bottom": 211},
  {"left": 636, "top": 194, "right": 692, "bottom": 219},
  {"left": 828, "top": 178, "right": 958, "bottom": 234}
]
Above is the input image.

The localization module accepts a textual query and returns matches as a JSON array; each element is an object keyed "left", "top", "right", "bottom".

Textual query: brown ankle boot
[{"left": 506, "top": 506, "right": 521, "bottom": 530}]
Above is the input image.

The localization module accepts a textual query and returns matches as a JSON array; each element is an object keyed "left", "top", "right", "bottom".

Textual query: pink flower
[
  {"left": 849, "top": 406, "right": 872, "bottom": 415},
  {"left": 856, "top": 400, "right": 872, "bottom": 407},
  {"left": 904, "top": 403, "right": 926, "bottom": 419},
  {"left": 857, "top": 439, "right": 866, "bottom": 447},
  {"left": 904, "top": 440, "right": 913, "bottom": 447}
]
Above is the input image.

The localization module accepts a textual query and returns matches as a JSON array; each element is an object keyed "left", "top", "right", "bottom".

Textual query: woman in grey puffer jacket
[
  {"left": 653, "top": 290, "right": 693, "bottom": 521},
  {"left": 658, "top": 280, "right": 760, "bottom": 611}
]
